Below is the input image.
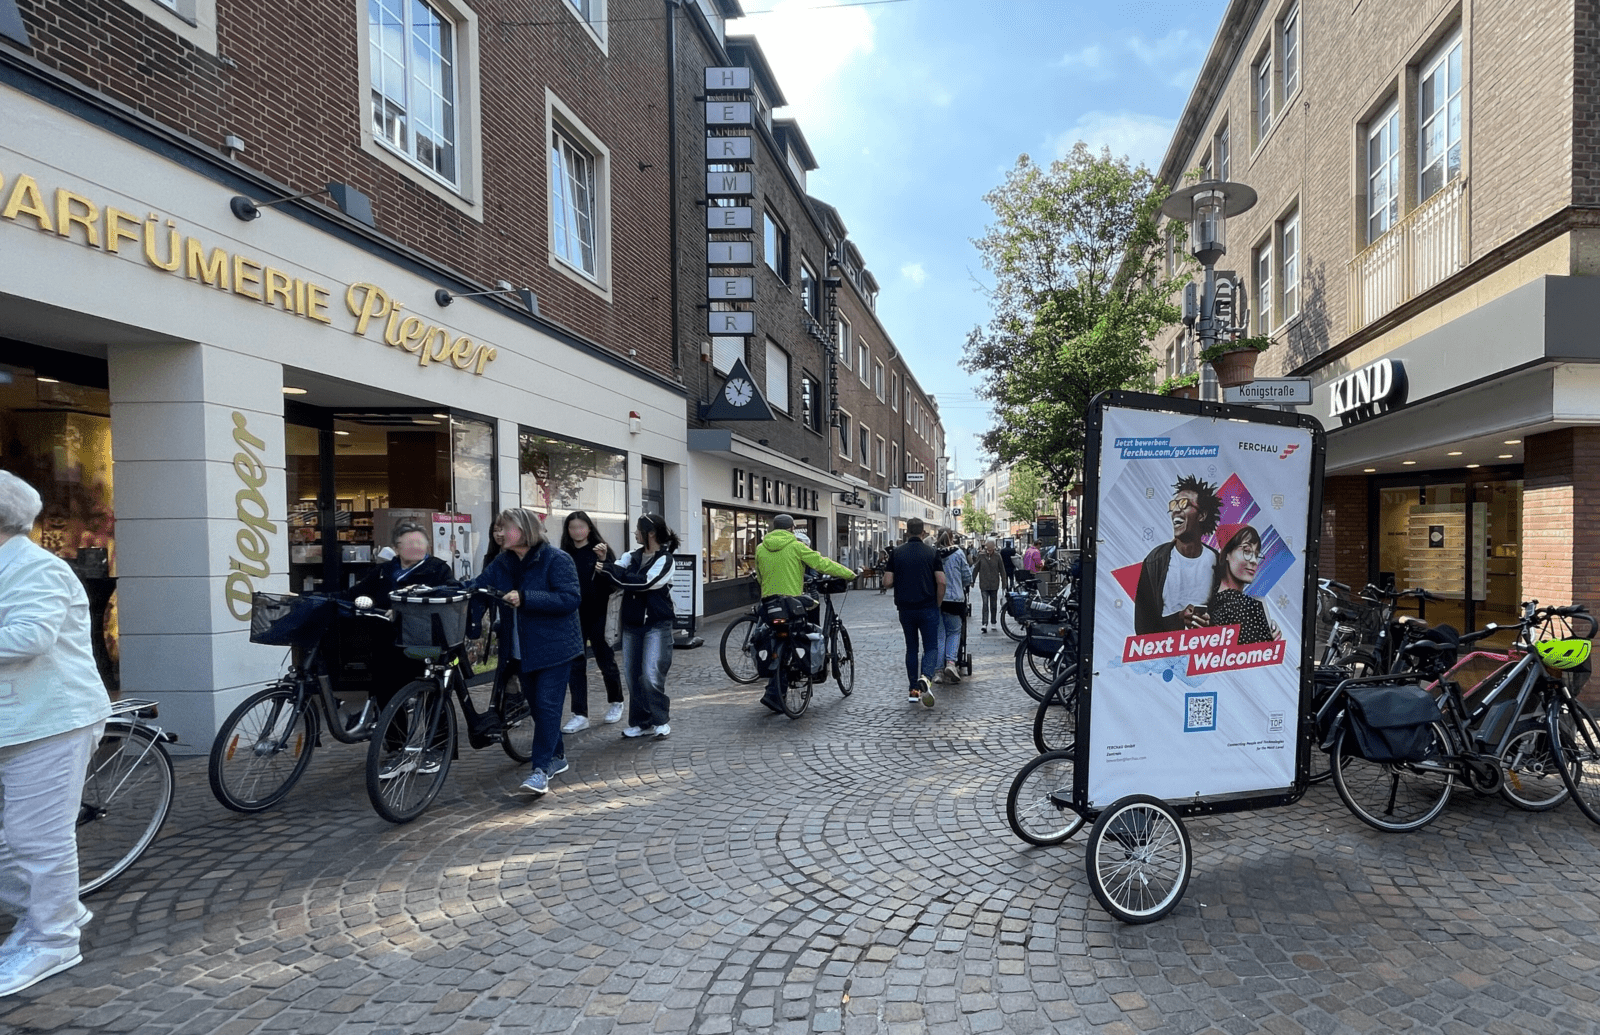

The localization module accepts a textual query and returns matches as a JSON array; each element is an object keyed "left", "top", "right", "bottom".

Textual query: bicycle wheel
[
  {"left": 1330, "top": 723, "right": 1454, "bottom": 832},
  {"left": 1496, "top": 718, "right": 1572, "bottom": 811},
  {"left": 497, "top": 675, "right": 534, "bottom": 764},
  {"left": 1032, "top": 666, "right": 1079, "bottom": 754},
  {"left": 1000, "top": 604, "right": 1024, "bottom": 642},
  {"left": 720, "top": 616, "right": 761, "bottom": 684},
  {"left": 366, "top": 679, "right": 458, "bottom": 824},
  {"left": 1005, "top": 749, "right": 1084, "bottom": 845},
  {"left": 1085, "top": 794, "right": 1191, "bottom": 924},
  {"left": 830, "top": 623, "right": 855, "bottom": 696},
  {"left": 1548, "top": 695, "right": 1600, "bottom": 826},
  {"left": 209, "top": 684, "right": 315, "bottom": 813},
  {"left": 1015, "top": 640, "right": 1050, "bottom": 702},
  {"left": 78, "top": 725, "right": 175, "bottom": 895},
  {"left": 780, "top": 646, "right": 813, "bottom": 719}
]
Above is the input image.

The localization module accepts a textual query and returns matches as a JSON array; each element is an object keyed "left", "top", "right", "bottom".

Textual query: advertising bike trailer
[{"left": 1041, "top": 391, "right": 1326, "bottom": 923}]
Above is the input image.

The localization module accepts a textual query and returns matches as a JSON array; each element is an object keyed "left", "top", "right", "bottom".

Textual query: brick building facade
[{"left": 1156, "top": 0, "right": 1600, "bottom": 631}]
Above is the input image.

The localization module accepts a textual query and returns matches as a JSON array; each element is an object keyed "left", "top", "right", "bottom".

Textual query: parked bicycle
[
  {"left": 78, "top": 699, "right": 177, "bottom": 895},
  {"left": 1318, "top": 600, "right": 1594, "bottom": 832}
]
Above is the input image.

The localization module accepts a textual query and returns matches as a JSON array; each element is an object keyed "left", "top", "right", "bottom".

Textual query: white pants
[{"left": 0, "top": 725, "right": 100, "bottom": 953}]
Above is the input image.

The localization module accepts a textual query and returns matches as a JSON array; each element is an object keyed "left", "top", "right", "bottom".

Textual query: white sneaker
[
  {"left": 653, "top": 723, "right": 671, "bottom": 738},
  {"left": 0, "top": 945, "right": 82, "bottom": 996},
  {"left": 603, "top": 702, "right": 625, "bottom": 724},
  {"left": 561, "top": 715, "right": 590, "bottom": 734},
  {"left": 621, "top": 725, "right": 657, "bottom": 738}
]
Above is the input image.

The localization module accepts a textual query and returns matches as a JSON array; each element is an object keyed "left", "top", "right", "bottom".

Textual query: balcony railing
[{"left": 1347, "top": 178, "right": 1467, "bottom": 332}]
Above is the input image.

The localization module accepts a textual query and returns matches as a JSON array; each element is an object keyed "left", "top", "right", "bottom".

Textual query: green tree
[
  {"left": 1000, "top": 465, "right": 1046, "bottom": 526},
  {"left": 962, "top": 144, "right": 1180, "bottom": 497},
  {"left": 959, "top": 493, "right": 989, "bottom": 535}
]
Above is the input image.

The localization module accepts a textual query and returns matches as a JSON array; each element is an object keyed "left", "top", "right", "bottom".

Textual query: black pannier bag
[
  {"left": 1006, "top": 591, "right": 1031, "bottom": 621},
  {"left": 250, "top": 592, "right": 337, "bottom": 646},
  {"left": 1026, "top": 622, "right": 1067, "bottom": 659},
  {"left": 760, "top": 595, "right": 811, "bottom": 628},
  {"left": 1343, "top": 684, "right": 1442, "bottom": 763}
]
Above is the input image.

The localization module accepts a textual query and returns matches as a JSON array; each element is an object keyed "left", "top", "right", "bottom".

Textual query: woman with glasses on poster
[{"left": 1208, "top": 525, "right": 1281, "bottom": 645}]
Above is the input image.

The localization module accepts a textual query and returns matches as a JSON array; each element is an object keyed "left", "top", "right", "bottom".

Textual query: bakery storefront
[
  {"left": 1314, "top": 275, "right": 1600, "bottom": 633},
  {"left": 0, "top": 83, "right": 686, "bottom": 749},
  {"left": 687, "top": 429, "right": 847, "bottom": 616}
]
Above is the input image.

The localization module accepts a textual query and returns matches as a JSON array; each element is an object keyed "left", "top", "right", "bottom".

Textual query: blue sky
[{"left": 729, "top": 0, "right": 1231, "bottom": 479}]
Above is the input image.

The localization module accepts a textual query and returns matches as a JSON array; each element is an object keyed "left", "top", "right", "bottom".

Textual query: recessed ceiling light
[
  {"left": 1504, "top": 439, "right": 1521, "bottom": 445},
  {"left": 334, "top": 430, "right": 351, "bottom": 436},
  {"left": 282, "top": 386, "right": 308, "bottom": 395},
  {"left": 1447, "top": 451, "right": 1463, "bottom": 456},
  {"left": 1364, "top": 468, "right": 1376, "bottom": 473},
  {"left": 413, "top": 419, "right": 440, "bottom": 426},
  {"left": 432, "top": 412, "right": 450, "bottom": 419},
  {"left": 1465, "top": 463, "right": 1480, "bottom": 469},
  {"left": 1402, "top": 460, "right": 1417, "bottom": 465},
  {"left": 35, "top": 377, "right": 59, "bottom": 384},
  {"left": 1498, "top": 454, "right": 1513, "bottom": 459}
]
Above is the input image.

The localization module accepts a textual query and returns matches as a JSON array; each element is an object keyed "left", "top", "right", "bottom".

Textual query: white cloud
[
  {"left": 1059, "top": 44, "right": 1110, "bottom": 78},
  {"left": 730, "top": 0, "right": 875, "bottom": 125},
  {"left": 1127, "top": 30, "right": 1206, "bottom": 89},
  {"left": 1050, "top": 111, "right": 1178, "bottom": 171},
  {"left": 901, "top": 262, "right": 927, "bottom": 286}
]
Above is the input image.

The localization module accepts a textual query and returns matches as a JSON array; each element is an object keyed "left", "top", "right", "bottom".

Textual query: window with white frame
[
  {"left": 1282, "top": 5, "right": 1299, "bottom": 99},
  {"left": 711, "top": 336, "right": 745, "bottom": 375},
  {"left": 550, "top": 127, "right": 598, "bottom": 276},
  {"left": 873, "top": 360, "right": 885, "bottom": 400},
  {"left": 1419, "top": 30, "right": 1463, "bottom": 202},
  {"left": 1216, "top": 123, "right": 1230, "bottom": 180},
  {"left": 838, "top": 410, "right": 853, "bottom": 459},
  {"left": 1255, "top": 241, "right": 1273, "bottom": 333},
  {"left": 766, "top": 339, "right": 790, "bottom": 413},
  {"left": 876, "top": 436, "right": 886, "bottom": 475},
  {"left": 370, "top": 0, "right": 459, "bottom": 184},
  {"left": 1367, "top": 103, "right": 1401, "bottom": 243},
  {"left": 763, "top": 210, "right": 789, "bottom": 281},
  {"left": 564, "top": 0, "right": 604, "bottom": 36},
  {"left": 891, "top": 443, "right": 900, "bottom": 484},
  {"left": 859, "top": 425, "right": 870, "bottom": 468},
  {"left": 1279, "top": 209, "right": 1299, "bottom": 321},
  {"left": 800, "top": 259, "right": 819, "bottom": 318},
  {"left": 904, "top": 387, "right": 912, "bottom": 418},
  {"left": 891, "top": 372, "right": 900, "bottom": 411},
  {"left": 857, "top": 342, "right": 870, "bottom": 385},
  {"left": 1254, "top": 49, "right": 1273, "bottom": 143},
  {"left": 838, "top": 315, "right": 852, "bottom": 368},
  {"left": 801, "top": 374, "right": 822, "bottom": 433}
]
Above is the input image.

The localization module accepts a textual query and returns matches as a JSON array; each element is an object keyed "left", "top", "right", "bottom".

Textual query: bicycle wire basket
[
  {"left": 250, "top": 592, "right": 338, "bottom": 647},
  {"left": 390, "top": 587, "right": 472, "bottom": 658},
  {"left": 1315, "top": 588, "right": 1381, "bottom": 657}
]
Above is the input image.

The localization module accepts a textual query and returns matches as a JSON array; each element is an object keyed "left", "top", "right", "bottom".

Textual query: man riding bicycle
[{"left": 754, "top": 514, "right": 855, "bottom": 713}]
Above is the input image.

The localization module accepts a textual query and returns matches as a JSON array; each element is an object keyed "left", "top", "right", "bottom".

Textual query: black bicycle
[{"left": 720, "top": 602, "right": 762, "bottom": 685}]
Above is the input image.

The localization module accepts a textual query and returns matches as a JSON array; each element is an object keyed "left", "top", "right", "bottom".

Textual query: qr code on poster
[{"left": 1184, "top": 692, "right": 1217, "bottom": 732}]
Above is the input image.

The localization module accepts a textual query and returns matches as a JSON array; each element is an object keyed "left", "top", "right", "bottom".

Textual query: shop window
[
  {"left": 518, "top": 430, "right": 628, "bottom": 548},
  {"left": 0, "top": 357, "right": 117, "bottom": 688},
  {"left": 704, "top": 505, "right": 814, "bottom": 584}
]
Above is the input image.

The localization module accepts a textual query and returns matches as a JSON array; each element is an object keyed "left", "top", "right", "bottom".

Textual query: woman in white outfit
[{"left": 0, "top": 471, "right": 111, "bottom": 997}]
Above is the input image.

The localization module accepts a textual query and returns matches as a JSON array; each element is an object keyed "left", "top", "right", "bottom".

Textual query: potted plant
[
  {"left": 1156, "top": 371, "right": 1201, "bottom": 400},
  {"left": 1200, "top": 334, "right": 1273, "bottom": 389}
]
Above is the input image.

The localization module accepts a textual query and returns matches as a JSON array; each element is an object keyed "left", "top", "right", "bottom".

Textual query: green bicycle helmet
[{"left": 1536, "top": 638, "right": 1592, "bottom": 670}]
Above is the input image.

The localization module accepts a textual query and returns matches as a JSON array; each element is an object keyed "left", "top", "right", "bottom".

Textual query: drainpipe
[{"left": 665, "top": 0, "right": 682, "bottom": 376}]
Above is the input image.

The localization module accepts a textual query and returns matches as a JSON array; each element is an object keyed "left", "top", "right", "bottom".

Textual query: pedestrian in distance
[
  {"left": 596, "top": 514, "right": 679, "bottom": 739},
  {"left": 973, "top": 540, "right": 1004, "bottom": 633},
  {"left": 935, "top": 530, "right": 973, "bottom": 684},
  {"left": 472, "top": 508, "right": 583, "bottom": 798},
  {"left": 0, "top": 471, "right": 112, "bottom": 997},
  {"left": 753, "top": 514, "right": 856, "bottom": 713},
  {"left": 877, "top": 544, "right": 893, "bottom": 595},
  {"left": 882, "top": 517, "right": 946, "bottom": 708},
  {"left": 1021, "top": 540, "right": 1043, "bottom": 576},
  {"left": 999, "top": 539, "right": 1017, "bottom": 588},
  {"left": 559, "top": 511, "right": 624, "bottom": 732}
]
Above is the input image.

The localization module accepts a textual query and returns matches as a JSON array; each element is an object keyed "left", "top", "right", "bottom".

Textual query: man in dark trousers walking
[
  {"left": 882, "top": 518, "right": 946, "bottom": 708},
  {"left": 999, "top": 539, "right": 1017, "bottom": 588}
]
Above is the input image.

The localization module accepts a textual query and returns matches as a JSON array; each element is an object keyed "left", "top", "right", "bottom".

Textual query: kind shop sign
[{"left": 1085, "top": 404, "right": 1315, "bottom": 806}]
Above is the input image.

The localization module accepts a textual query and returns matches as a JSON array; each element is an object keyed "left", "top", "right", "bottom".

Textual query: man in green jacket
[{"left": 754, "top": 514, "right": 856, "bottom": 712}]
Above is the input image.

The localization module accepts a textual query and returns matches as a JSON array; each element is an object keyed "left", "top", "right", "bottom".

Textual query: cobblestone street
[{"left": 5, "top": 590, "right": 1600, "bottom": 1035}]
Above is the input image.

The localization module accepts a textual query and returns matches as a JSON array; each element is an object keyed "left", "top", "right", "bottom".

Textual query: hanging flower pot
[
  {"left": 1156, "top": 372, "right": 1200, "bottom": 400},
  {"left": 1200, "top": 335, "right": 1273, "bottom": 390}
]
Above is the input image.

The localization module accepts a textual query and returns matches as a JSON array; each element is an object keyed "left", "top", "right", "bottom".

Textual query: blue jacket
[{"left": 472, "top": 543, "right": 583, "bottom": 673}]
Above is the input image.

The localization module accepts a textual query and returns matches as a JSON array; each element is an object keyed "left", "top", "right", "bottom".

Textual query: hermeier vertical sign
[{"left": 705, "top": 65, "right": 758, "bottom": 392}]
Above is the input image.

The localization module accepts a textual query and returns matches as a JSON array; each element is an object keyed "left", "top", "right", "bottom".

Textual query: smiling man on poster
[{"left": 1133, "top": 475, "right": 1223, "bottom": 634}]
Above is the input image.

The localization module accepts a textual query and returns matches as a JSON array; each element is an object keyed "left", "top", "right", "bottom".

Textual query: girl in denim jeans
[{"left": 596, "top": 514, "right": 679, "bottom": 739}]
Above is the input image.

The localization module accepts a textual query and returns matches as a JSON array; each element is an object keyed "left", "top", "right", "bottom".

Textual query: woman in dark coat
[
  {"left": 473, "top": 508, "right": 583, "bottom": 797},
  {"left": 560, "top": 511, "right": 623, "bottom": 732}
]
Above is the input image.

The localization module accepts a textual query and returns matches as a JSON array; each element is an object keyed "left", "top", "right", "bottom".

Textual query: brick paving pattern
[{"left": 5, "top": 591, "right": 1600, "bottom": 1034}]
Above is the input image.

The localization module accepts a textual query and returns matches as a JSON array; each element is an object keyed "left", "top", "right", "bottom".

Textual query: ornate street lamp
[{"left": 1160, "top": 180, "right": 1257, "bottom": 400}]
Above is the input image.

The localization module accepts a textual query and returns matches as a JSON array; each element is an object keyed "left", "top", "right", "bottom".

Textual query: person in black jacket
[
  {"left": 559, "top": 511, "right": 623, "bottom": 732},
  {"left": 595, "top": 514, "right": 678, "bottom": 739},
  {"left": 344, "top": 522, "right": 455, "bottom": 714},
  {"left": 1134, "top": 475, "right": 1222, "bottom": 634}
]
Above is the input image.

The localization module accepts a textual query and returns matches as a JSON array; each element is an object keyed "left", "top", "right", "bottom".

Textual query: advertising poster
[{"left": 1085, "top": 404, "right": 1316, "bottom": 806}]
